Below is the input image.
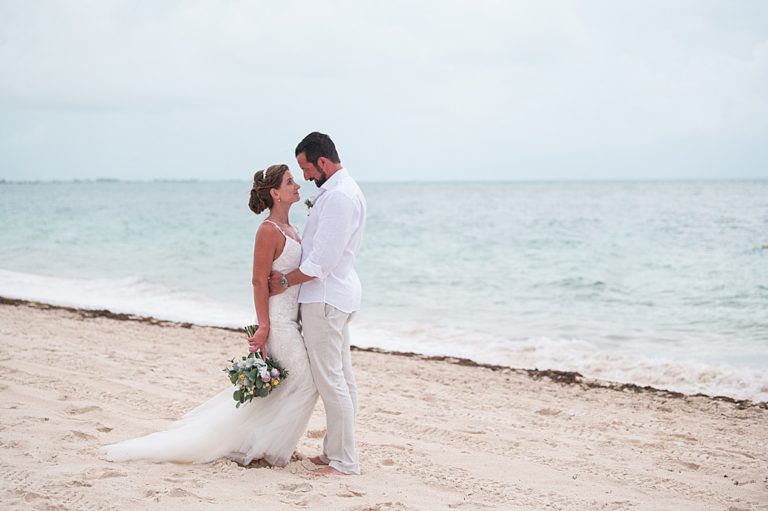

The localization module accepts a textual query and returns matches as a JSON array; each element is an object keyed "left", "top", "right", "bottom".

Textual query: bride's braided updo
[{"left": 248, "top": 164, "right": 289, "bottom": 214}]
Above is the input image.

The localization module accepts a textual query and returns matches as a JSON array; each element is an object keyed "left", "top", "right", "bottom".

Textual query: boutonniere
[{"left": 304, "top": 196, "right": 316, "bottom": 214}]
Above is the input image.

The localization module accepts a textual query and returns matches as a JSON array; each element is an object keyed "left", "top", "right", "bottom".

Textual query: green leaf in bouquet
[
  {"left": 258, "top": 387, "right": 269, "bottom": 397},
  {"left": 233, "top": 389, "right": 242, "bottom": 402}
]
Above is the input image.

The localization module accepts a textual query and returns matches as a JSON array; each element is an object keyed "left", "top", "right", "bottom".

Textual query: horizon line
[{"left": 2, "top": 177, "right": 767, "bottom": 185}]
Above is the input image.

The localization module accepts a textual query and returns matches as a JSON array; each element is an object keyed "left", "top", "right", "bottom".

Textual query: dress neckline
[{"left": 264, "top": 220, "right": 301, "bottom": 244}]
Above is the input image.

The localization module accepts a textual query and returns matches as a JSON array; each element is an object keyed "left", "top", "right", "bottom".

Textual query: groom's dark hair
[{"left": 295, "top": 132, "right": 341, "bottom": 165}]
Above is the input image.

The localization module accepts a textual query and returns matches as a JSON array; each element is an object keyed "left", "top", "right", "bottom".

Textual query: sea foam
[
  {"left": 351, "top": 319, "right": 768, "bottom": 403},
  {"left": 2, "top": 267, "right": 766, "bottom": 403},
  {"left": 0, "top": 268, "right": 252, "bottom": 327}
]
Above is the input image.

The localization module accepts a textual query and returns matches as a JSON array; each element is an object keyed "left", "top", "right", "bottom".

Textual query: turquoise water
[{"left": 1, "top": 180, "right": 767, "bottom": 400}]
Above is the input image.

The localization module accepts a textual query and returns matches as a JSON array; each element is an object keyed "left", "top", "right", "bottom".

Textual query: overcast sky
[{"left": 1, "top": 1, "right": 767, "bottom": 182}]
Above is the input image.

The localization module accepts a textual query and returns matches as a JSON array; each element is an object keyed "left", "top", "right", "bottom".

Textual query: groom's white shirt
[{"left": 298, "top": 168, "right": 366, "bottom": 314}]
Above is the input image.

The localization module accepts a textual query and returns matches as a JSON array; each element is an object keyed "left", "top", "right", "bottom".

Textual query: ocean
[{"left": 1, "top": 180, "right": 766, "bottom": 402}]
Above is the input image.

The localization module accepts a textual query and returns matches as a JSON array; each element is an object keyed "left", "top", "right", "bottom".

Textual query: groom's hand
[{"left": 268, "top": 271, "right": 288, "bottom": 296}]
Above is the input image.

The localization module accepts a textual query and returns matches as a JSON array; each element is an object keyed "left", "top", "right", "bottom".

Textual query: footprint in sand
[
  {"left": 279, "top": 482, "right": 312, "bottom": 493},
  {"left": 458, "top": 429, "right": 486, "bottom": 435},
  {"left": 306, "top": 429, "right": 325, "bottom": 439},
  {"left": 278, "top": 484, "right": 312, "bottom": 508},
  {"left": 448, "top": 501, "right": 496, "bottom": 509},
  {"left": 98, "top": 469, "right": 127, "bottom": 479},
  {"left": 350, "top": 502, "right": 404, "bottom": 511},
  {"left": 279, "top": 496, "right": 309, "bottom": 507},
  {"left": 66, "top": 405, "right": 102, "bottom": 415},
  {"left": 675, "top": 460, "right": 700, "bottom": 471},
  {"left": 168, "top": 488, "right": 200, "bottom": 498},
  {"left": 374, "top": 408, "right": 402, "bottom": 416},
  {"left": 66, "top": 430, "right": 97, "bottom": 441},
  {"left": 337, "top": 486, "right": 366, "bottom": 497}
]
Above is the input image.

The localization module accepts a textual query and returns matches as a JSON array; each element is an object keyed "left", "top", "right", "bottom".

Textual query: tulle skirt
[{"left": 102, "top": 365, "right": 318, "bottom": 466}]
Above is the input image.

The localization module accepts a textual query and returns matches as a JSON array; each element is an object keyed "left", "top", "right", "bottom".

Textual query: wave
[
  {"left": 351, "top": 320, "right": 768, "bottom": 403},
  {"left": 2, "top": 268, "right": 766, "bottom": 403},
  {"left": 0, "top": 268, "right": 252, "bottom": 328}
]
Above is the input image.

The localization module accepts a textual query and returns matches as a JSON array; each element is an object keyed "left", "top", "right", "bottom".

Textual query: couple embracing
[{"left": 103, "top": 132, "right": 366, "bottom": 476}]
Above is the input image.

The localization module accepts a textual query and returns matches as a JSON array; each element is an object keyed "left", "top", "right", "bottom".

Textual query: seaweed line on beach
[{"left": 2, "top": 295, "right": 765, "bottom": 411}]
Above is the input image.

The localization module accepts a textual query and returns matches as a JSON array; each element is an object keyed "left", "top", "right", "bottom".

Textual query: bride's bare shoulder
[
  {"left": 252, "top": 222, "right": 286, "bottom": 263},
  {"left": 254, "top": 221, "right": 283, "bottom": 246}
]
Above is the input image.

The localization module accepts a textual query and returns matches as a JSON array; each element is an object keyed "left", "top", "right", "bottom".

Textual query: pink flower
[
  {"left": 261, "top": 373, "right": 271, "bottom": 383},
  {"left": 270, "top": 368, "right": 280, "bottom": 378}
]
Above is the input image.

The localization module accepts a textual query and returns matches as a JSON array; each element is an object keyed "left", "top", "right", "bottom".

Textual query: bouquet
[{"left": 224, "top": 324, "right": 288, "bottom": 408}]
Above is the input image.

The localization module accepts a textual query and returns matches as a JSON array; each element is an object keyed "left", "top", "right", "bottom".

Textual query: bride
[{"left": 102, "top": 164, "right": 318, "bottom": 467}]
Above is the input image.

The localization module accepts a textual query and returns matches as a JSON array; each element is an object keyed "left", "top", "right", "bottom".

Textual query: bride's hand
[{"left": 248, "top": 328, "right": 269, "bottom": 358}]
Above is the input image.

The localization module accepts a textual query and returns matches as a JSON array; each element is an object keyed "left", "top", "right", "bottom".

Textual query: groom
[{"left": 269, "top": 132, "right": 367, "bottom": 476}]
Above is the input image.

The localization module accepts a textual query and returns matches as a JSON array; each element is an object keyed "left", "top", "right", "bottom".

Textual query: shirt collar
[{"left": 320, "top": 168, "right": 347, "bottom": 193}]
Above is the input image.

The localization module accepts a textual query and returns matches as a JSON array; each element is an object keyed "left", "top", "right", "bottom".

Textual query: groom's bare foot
[
  {"left": 311, "top": 466, "right": 346, "bottom": 476},
  {"left": 308, "top": 455, "right": 329, "bottom": 466}
]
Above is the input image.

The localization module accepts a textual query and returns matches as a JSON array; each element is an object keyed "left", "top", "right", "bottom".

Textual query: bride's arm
[
  {"left": 249, "top": 224, "right": 280, "bottom": 355},
  {"left": 271, "top": 192, "right": 356, "bottom": 293}
]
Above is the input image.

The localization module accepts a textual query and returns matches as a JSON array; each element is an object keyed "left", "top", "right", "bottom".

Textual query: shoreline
[{"left": 2, "top": 295, "right": 765, "bottom": 410}]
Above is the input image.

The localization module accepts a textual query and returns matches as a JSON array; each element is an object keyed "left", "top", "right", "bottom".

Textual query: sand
[{"left": 0, "top": 298, "right": 766, "bottom": 510}]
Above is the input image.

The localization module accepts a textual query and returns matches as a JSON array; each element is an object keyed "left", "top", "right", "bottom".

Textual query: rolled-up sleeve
[{"left": 299, "top": 192, "right": 357, "bottom": 279}]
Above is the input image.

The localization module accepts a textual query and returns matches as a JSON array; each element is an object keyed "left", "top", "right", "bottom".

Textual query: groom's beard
[{"left": 313, "top": 170, "right": 328, "bottom": 188}]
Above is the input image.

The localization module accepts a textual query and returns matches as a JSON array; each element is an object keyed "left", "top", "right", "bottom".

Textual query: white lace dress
[{"left": 102, "top": 227, "right": 318, "bottom": 466}]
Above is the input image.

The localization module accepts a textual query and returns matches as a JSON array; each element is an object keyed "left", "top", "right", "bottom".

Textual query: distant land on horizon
[{"left": 2, "top": 177, "right": 767, "bottom": 185}]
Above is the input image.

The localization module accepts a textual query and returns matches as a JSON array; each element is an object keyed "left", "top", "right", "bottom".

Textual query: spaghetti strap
[{"left": 263, "top": 220, "right": 287, "bottom": 238}]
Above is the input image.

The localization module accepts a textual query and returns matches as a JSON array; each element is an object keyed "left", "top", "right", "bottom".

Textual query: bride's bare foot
[
  {"left": 311, "top": 466, "right": 345, "bottom": 476},
  {"left": 308, "top": 455, "right": 328, "bottom": 466}
]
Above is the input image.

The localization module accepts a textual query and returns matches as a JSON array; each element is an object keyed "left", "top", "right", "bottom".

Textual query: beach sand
[{"left": 0, "top": 298, "right": 766, "bottom": 510}]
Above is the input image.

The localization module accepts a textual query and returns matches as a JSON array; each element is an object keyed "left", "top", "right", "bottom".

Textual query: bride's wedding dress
[{"left": 102, "top": 225, "right": 318, "bottom": 466}]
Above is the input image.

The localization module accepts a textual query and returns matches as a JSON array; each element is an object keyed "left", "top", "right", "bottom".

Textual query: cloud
[{"left": 0, "top": 0, "right": 766, "bottom": 180}]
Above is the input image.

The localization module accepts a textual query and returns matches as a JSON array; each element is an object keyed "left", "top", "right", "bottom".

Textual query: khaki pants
[{"left": 300, "top": 303, "right": 359, "bottom": 474}]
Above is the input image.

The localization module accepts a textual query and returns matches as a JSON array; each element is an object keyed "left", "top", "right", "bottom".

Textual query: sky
[{"left": 1, "top": 1, "right": 767, "bottom": 182}]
